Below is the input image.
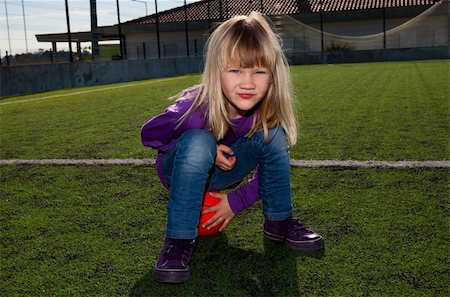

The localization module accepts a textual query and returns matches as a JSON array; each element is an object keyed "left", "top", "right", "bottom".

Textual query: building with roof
[{"left": 36, "top": 0, "right": 448, "bottom": 61}]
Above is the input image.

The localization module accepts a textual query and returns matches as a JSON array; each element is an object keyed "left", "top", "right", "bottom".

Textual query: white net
[{"left": 273, "top": 1, "right": 448, "bottom": 52}]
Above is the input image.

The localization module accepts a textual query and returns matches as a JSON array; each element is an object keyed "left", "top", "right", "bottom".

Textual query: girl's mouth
[{"left": 238, "top": 93, "right": 254, "bottom": 99}]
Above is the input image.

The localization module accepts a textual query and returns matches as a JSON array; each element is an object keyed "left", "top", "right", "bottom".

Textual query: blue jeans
[{"left": 162, "top": 126, "right": 293, "bottom": 239}]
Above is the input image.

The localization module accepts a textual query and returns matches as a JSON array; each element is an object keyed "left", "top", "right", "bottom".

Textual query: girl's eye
[
  {"left": 229, "top": 69, "right": 240, "bottom": 74},
  {"left": 255, "top": 70, "right": 269, "bottom": 75}
]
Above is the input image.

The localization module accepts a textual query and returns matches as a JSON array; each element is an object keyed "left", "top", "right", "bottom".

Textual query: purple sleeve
[
  {"left": 140, "top": 99, "right": 191, "bottom": 152},
  {"left": 227, "top": 171, "right": 260, "bottom": 214}
]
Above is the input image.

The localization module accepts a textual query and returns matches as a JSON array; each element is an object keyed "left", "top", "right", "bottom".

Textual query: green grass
[
  {"left": 1, "top": 165, "right": 448, "bottom": 296},
  {"left": 292, "top": 60, "right": 448, "bottom": 161},
  {"left": 0, "top": 60, "right": 448, "bottom": 161},
  {"left": 0, "top": 75, "right": 200, "bottom": 160},
  {"left": 1, "top": 60, "right": 449, "bottom": 296}
]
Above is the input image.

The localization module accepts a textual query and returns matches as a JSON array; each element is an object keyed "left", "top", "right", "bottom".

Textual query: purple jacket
[{"left": 141, "top": 88, "right": 260, "bottom": 214}]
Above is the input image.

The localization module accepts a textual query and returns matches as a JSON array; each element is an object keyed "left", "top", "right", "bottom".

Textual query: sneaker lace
[
  {"left": 164, "top": 239, "right": 195, "bottom": 259},
  {"left": 288, "top": 219, "right": 312, "bottom": 236}
]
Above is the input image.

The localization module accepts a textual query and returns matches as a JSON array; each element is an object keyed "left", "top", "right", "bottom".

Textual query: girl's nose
[{"left": 240, "top": 73, "right": 256, "bottom": 89}]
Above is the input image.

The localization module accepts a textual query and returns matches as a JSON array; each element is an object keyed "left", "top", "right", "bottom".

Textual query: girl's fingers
[
  {"left": 219, "top": 219, "right": 230, "bottom": 231},
  {"left": 202, "top": 203, "right": 218, "bottom": 214},
  {"left": 217, "top": 144, "right": 234, "bottom": 155},
  {"left": 215, "top": 144, "right": 236, "bottom": 171},
  {"left": 204, "top": 215, "right": 225, "bottom": 230},
  {"left": 218, "top": 155, "right": 236, "bottom": 171},
  {"left": 202, "top": 215, "right": 219, "bottom": 228},
  {"left": 201, "top": 192, "right": 233, "bottom": 230},
  {"left": 228, "top": 156, "right": 236, "bottom": 168},
  {"left": 216, "top": 154, "right": 232, "bottom": 171}
]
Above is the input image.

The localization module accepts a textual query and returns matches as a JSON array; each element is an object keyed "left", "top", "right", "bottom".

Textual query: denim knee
[
  {"left": 266, "top": 126, "right": 289, "bottom": 151},
  {"left": 177, "top": 129, "right": 216, "bottom": 159},
  {"left": 164, "top": 129, "right": 217, "bottom": 179},
  {"left": 249, "top": 126, "right": 289, "bottom": 156}
]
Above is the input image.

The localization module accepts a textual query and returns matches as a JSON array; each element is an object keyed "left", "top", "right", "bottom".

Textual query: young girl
[{"left": 141, "top": 12, "right": 324, "bottom": 284}]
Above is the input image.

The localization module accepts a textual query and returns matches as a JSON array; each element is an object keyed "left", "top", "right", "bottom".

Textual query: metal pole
[
  {"left": 155, "top": 0, "right": 161, "bottom": 58},
  {"left": 184, "top": 0, "right": 189, "bottom": 57},
  {"left": 383, "top": 0, "right": 386, "bottom": 49},
  {"left": 4, "top": 1, "right": 12, "bottom": 55},
  {"left": 65, "top": 0, "right": 73, "bottom": 62},
  {"left": 320, "top": 0, "right": 324, "bottom": 52},
  {"left": 131, "top": 0, "right": 148, "bottom": 15},
  {"left": 21, "top": 0, "right": 28, "bottom": 53},
  {"left": 143, "top": 42, "right": 146, "bottom": 59},
  {"left": 116, "top": 0, "right": 124, "bottom": 59},
  {"left": 90, "top": 0, "right": 99, "bottom": 59},
  {"left": 207, "top": 0, "right": 211, "bottom": 33}
]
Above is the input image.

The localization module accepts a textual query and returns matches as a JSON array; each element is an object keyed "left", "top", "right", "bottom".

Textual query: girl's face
[{"left": 220, "top": 64, "right": 272, "bottom": 119}]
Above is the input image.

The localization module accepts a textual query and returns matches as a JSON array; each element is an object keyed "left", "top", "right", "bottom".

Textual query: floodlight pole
[
  {"left": 320, "top": 0, "right": 324, "bottom": 53},
  {"left": 21, "top": 0, "right": 28, "bottom": 53},
  {"left": 155, "top": 0, "right": 161, "bottom": 58},
  {"left": 383, "top": 0, "right": 386, "bottom": 49},
  {"left": 90, "top": 0, "right": 99, "bottom": 59},
  {"left": 4, "top": 0, "right": 12, "bottom": 55},
  {"left": 184, "top": 0, "right": 189, "bottom": 57},
  {"left": 65, "top": 0, "right": 74, "bottom": 63},
  {"left": 131, "top": 0, "right": 148, "bottom": 15},
  {"left": 116, "top": 0, "right": 124, "bottom": 59},
  {"left": 207, "top": 0, "right": 211, "bottom": 33}
]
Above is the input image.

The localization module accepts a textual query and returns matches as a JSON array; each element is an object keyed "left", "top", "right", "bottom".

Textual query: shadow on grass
[{"left": 130, "top": 233, "right": 324, "bottom": 297}]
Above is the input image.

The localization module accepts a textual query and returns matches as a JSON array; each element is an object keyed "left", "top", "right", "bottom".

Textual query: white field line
[
  {"left": 0, "top": 159, "right": 449, "bottom": 169},
  {"left": 0, "top": 76, "right": 185, "bottom": 106}
]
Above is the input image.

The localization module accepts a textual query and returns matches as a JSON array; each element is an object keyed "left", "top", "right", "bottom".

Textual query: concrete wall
[
  {"left": 1, "top": 47, "right": 448, "bottom": 97},
  {"left": 1, "top": 56, "right": 203, "bottom": 97},
  {"left": 285, "top": 46, "right": 449, "bottom": 65}
]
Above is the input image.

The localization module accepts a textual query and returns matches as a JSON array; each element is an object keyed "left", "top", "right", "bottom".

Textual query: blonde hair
[{"left": 180, "top": 12, "right": 297, "bottom": 146}]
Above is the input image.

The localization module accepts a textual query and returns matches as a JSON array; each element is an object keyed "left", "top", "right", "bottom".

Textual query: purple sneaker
[
  {"left": 152, "top": 237, "right": 197, "bottom": 284},
  {"left": 263, "top": 217, "right": 324, "bottom": 251}
]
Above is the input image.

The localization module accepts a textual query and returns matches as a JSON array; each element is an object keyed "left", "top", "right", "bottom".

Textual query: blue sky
[{"left": 0, "top": 0, "right": 200, "bottom": 55}]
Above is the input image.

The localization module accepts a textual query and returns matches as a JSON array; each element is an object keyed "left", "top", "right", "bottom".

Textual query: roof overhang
[{"left": 35, "top": 26, "right": 120, "bottom": 43}]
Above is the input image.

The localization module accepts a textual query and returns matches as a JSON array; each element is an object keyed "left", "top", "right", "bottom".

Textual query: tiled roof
[{"left": 126, "top": 0, "right": 441, "bottom": 25}]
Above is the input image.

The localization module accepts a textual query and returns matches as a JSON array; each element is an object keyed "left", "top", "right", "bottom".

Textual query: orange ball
[{"left": 198, "top": 191, "right": 222, "bottom": 236}]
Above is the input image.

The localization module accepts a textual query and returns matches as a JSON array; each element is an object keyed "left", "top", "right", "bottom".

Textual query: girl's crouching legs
[
  {"left": 162, "top": 129, "right": 217, "bottom": 239},
  {"left": 254, "top": 126, "right": 293, "bottom": 220},
  {"left": 253, "top": 127, "right": 324, "bottom": 251},
  {"left": 153, "top": 130, "right": 216, "bottom": 284}
]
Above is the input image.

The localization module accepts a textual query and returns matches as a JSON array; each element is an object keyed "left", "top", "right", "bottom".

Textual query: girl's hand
[
  {"left": 215, "top": 144, "right": 236, "bottom": 171},
  {"left": 201, "top": 192, "right": 235, "bottom": 232}
]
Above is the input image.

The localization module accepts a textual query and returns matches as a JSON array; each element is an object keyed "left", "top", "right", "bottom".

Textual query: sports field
[{"left": 1, "top": 60, "right": 448, "bottom": 296}]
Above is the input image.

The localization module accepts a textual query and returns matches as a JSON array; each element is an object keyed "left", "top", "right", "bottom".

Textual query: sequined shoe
[
  {"left": 152, "top": 237, "right": 196, "bottom": 284},
  {"left": 263, "top": 217, "right": 324, "bottom": 251}
]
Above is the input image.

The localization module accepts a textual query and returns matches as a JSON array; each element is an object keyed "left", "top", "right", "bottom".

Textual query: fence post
[
  {"left": 184, "top": 0, "right": 189, "bottom": 57},
  {"left": 155, "top": 0, "right": 161, "bottom": 58},
  {"left": 116, "top": 0, "right": 124, "bottom": 59},
  {"left": 143, "top": 42, "right": 146, "bottom": 59},
  {"left": 383, "top": 0, "right": 386, "bottom": 49},
  {"left": 64, "top": 0, "right": 74, "bottom": 63}
]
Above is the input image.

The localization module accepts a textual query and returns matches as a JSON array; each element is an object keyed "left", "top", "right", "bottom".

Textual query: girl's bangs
[
  {"left": 231, "top": 45, "right": 271, "bottom": 69},
  {"left": 221, "top": 23, "right": 276, "bottom": 70}
]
